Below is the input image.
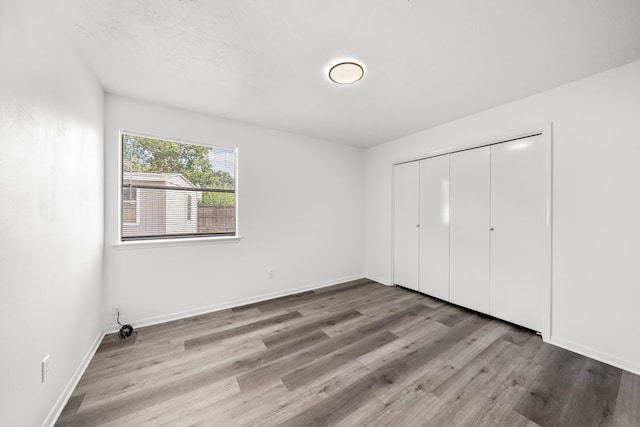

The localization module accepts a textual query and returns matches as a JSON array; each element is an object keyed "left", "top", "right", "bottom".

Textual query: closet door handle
[{"left": 489, "top": 227, "right": 495, "bottom": 231}]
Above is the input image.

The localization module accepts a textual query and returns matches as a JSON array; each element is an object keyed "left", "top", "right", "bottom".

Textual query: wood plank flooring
[{"left": 55, "top": 279, "right": 640, "bottom": 426}]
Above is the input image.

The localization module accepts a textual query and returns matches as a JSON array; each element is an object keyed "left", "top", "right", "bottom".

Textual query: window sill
[{"left": 112, "top": 235, "right": 241, "bottom": 250}]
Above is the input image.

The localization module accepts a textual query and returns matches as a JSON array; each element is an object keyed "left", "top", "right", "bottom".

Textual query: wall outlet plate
[{"left": 112, "top": 304, "right": 120, "bottom": 316}]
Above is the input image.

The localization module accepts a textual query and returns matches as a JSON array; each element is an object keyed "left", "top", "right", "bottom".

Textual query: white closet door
[
  {"left": 419, "top": 156, "right": 450, "bottom": 300},
  {"left": 490, "top": 137, "right": 545, "bottom": 331},
  {"left": 450, "top": 147, "right": 491, "bottom": 313},
  {"left": 393, "top": 161, "right": 420, "bottom": 291}
]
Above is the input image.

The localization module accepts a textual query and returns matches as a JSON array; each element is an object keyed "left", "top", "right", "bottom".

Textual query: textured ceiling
[{"left": 52, "top": 0, "right": 640, "bottom": 147}]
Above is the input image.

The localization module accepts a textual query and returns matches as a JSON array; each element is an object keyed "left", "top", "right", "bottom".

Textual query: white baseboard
[
  {"left": 550, "top": 335, "right": 640, "bottom": 376},
  {"left": 106, "top": 274, "right": 367, "bottom": 333},
  {"left": 43, "top": 327, "right": 107, "bottom": 427},
  {"left": 365, "top": 274, "right": 391, "bottom": 286}
]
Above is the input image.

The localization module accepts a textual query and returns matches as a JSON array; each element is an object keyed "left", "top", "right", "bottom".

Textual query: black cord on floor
[{"left": 116, "top": 309, "right": 135, "bottom": 339}]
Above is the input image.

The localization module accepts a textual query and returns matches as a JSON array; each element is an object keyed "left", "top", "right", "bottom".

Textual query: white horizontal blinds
[{"left": 121, "top": 133, "right": 236, "bottom": 241}]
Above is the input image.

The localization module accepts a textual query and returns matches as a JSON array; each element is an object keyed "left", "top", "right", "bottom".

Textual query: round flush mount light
[{"left": 328, "top": 61, "right": 364, "bottom": 84}]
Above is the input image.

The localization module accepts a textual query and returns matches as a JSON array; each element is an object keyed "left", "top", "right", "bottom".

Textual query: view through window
[{"left": 121, "top": 133, "right": 236, "bottom": 241}]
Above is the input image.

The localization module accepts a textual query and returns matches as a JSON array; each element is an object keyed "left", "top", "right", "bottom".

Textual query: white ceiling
[{"left": 53, "top": 0, "right": 640, "bottom": 147}]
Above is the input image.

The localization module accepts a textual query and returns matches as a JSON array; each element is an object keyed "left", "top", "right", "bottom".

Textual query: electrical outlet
[
  {"left": 42, "top": 355, "right": 50, "bottom": 383},
  {"left": 112, "top": 304, "right": 120, "bottom": 316},
  {"left": 268, "top": 269, "right": 275, "bottom": 279}
]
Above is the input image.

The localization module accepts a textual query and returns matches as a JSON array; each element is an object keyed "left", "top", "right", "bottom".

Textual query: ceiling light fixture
[{"left": 328, "top": 61, "right": 364, "bottom": 84}]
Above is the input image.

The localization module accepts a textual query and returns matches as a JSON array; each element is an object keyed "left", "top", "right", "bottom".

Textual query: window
[{"left": 120, "top": 133, "right": 237, "bottom": 241}]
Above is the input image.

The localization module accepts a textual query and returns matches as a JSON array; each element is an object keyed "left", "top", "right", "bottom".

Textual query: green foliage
[
  {"left": 123, "top": 135, "right": 234, "bottom": 205},
  {"left": 202, "top": 192, "right": 235, "bottom": 205}
]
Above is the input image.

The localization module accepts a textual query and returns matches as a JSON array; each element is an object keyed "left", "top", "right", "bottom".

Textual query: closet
[{"left": 393, "top": 134, "right": 548, "bottom": 332}]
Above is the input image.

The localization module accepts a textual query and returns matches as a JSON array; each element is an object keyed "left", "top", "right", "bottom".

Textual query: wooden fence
[{"left": 197, "top": 205, "right": 235, "bottom": 234}]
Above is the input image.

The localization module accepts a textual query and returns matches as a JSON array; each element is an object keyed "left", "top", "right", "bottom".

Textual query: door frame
[{"left": 391, "top": 122, "right": 552, "bottom": 341}]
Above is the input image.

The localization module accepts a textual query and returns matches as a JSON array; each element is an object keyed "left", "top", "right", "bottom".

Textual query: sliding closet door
[
  {"left": 419, "top": 156, "right": 450, "bottom": 300},
  {"left": 393, "top": 161, "right": 420, "bottom": 291},
  {"left": 449, "top": 147, "right": 491, "bottom": 313},
  {"left": 490, "top": 136, "right": 545, "bottom": 331}
]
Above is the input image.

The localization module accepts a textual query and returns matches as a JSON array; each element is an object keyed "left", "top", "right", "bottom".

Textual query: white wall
[
  {"left": 365, "top": 60, "right": 640, "bottom": 374},
  {"left": 0, "top": 1, "right": 105, "bottom": 426},
  {"left": 104, "top": 95, "right": 364, "bottom": 327}
]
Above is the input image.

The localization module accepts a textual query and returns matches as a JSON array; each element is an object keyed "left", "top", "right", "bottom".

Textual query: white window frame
[{"left": 114, "top": 131, "right": 240, "bottom": 248}]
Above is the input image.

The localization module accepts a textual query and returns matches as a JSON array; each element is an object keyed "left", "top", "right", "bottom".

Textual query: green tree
[{"left": 123, "top": 135, "right": 234, "bottom": 205}]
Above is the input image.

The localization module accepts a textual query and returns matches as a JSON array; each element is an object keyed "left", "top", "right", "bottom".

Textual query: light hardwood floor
[{"left": 55, "top": 279, "right": 640, "bottom": 426}]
